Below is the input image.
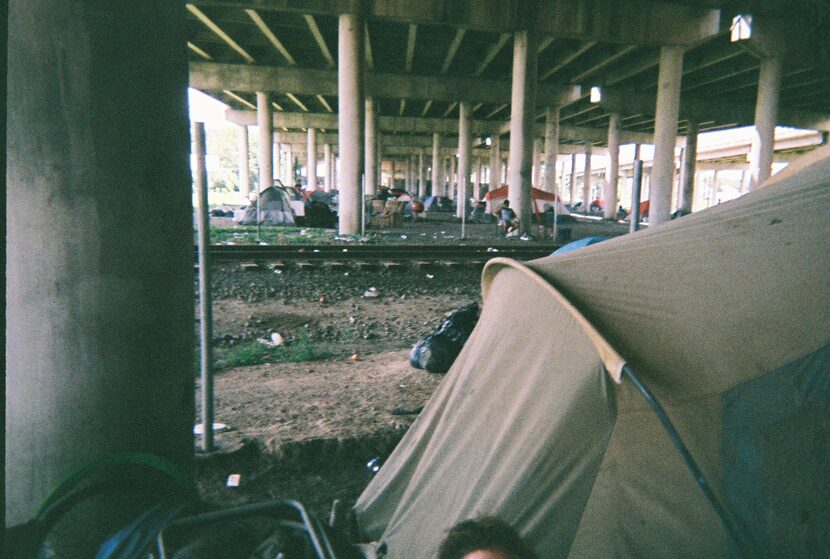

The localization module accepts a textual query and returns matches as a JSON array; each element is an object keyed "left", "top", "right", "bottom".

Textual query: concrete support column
[
  {"left": 418, "top": 149, "right": 426, "bottom": 199},
  {"left": 583, "top": 143, "right": 593, "bottom": 213},
  {"left": 238, "top": 124, "right": 250, "bottom": 198},
  {"left": 7, "top": 0, "right": 193, "bottom": 535},
  {"left": 532, "top": 138, "right": 541, "bottom": 188},
  {"left": 307, "top": 127, "right": 318, "bottom": 190},
  {"left": 570, "top": 153, "right": 577, "bottom": 204},
  {"left": 604, "top": 112, "right": 621, "bottom": 218},
  {"left": 324, "top": 143, "right": 332, "bottom": 192},
  {"left": 473, "top": 157, "right": 482, "bottom": 200},
  {"left": 489, "top": 134, "right": 501, "bottom": 190},
  {"left": 679, "top": 121, "right": 698, "bottom": 213},
  {"left": 406, "top": 155, "right": 413, "bottom": 194},
  {"left": 544, "top": 106, "right": 560, "bottom": 194},
  {"left": 391, "top": 159, "right": 397, "bottom": 188},
  {"left": 337, "top": 12, "right": 364, "bottom": 234},
  {"left": 365, "top": 97, "right": 378, "bottom": 195},
  {"left": 450, "top": 156, "right": 457, "bottom": 200},
  {"left": 257, "top": 91, "right": 273, "bottom": 191},
  {"left": 650, "top": 46, "right": 684, "bottom": 225},
  {"left": 431, "top": 133, "right": 441, "bottom": 197},
  {"left": 507, "top": 29, "right": 539, "bottom": 234},
  {"left": 748, "top": 55, "right": 782, "bottom": 191},
  {"left": 457, "top": 101, "right": 473, "bottom": 218}
]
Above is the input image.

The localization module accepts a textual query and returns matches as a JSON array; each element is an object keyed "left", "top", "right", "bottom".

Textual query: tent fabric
[
  {"left": 234, "top": 187, "right": 296, "bottom": 225},
  {"left": 353, "top": 146, "right": 830, "bottom": 558}
]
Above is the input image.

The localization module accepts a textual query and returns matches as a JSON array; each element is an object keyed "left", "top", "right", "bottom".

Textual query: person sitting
[
  {"left": 469, "top": 201, "right": 486, "bottom": 223},
  {"left": 494, "top": 201, "right": 518, "bottom": 235},
  {"left": 437, "top": 517, "right": 537, "bottom": 559}
]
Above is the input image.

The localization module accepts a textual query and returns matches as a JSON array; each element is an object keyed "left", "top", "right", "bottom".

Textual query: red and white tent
[{"left": 484, "top": 185, "right": 567, "bottom": 217}]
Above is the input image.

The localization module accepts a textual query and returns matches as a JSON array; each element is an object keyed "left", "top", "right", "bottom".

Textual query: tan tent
[{"left": 353, "top": 147, "right": 830, "bottom": 558}]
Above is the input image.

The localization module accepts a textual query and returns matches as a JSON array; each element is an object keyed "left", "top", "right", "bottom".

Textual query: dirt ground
[
  {"left": 196, "top": 277, "right": 480, "bottom": 519},
  {"left": 195, "top": 212, "right": 628, "bottom": 520}
]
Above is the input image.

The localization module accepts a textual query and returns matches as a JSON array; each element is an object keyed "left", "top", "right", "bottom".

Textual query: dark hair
[
  {"left": 502, "top": 201, "right": 509, "bottom": 206},
  {"left": 437, "top": 517, "right": 536, "bottom": 559}
]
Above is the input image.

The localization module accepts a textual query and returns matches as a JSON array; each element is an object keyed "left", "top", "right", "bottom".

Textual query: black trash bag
[{"left": 410, "top": 302, "right": 480, "bottom": 373}]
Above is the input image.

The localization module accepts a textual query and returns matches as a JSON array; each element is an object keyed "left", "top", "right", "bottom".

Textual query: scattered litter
[
  {"left": 398, "top": 384, "right": 408, "bottom": 389},
  {"left": 274, "top": 269, "right": 283, "bottom": 274},
  {"left": 366, "top": 457, "right": 382, "bottom": 473},
  {"left": 319, "top": 295, "right": 328, "bottom": 304},
  {"left": 426, "top": 274, "right": 434, "bottom": 279},
  {"left": 299, "top": 229, "right": 308, "bottom": 235},
  {"left": 226, "top": 474, "right": 241, "bottom": 487},
  {"left": 342, "top": 248, "right": 348, "bottom": 252},
  {"left": 363, "top": 287, "right": 380, "bottom": 298},
  {"left": 193, "top": 422, "right": 230, "bottom": 435},
  {"left": 313, "top": 249, "right": 320, "bottom": 253},
  {"left": 400, "top": 235, "right": 408, "bottom": 239},
  {"left": 400, "top": 294, "right": 406, "bottom": 300},
  {"left": 258, "top": 332, "right": 284, "bottom": 347},
  {"left": 349, "top": 316, "right": 356, "bottom": 324},
  {"left": 487, "top": 247, "right": 499, "bottom": 252},
  {"left": 351, "top": 353, "right": 361, "bottom": 361},
  {"left": 520, "top": 233, "right": 533, "bottom": 241},
  {"left": 258, "top": 241, "right": 269, "bottom": 245},
  {"left": 343, "top": 272, "right": 349, "bottom": 277}
]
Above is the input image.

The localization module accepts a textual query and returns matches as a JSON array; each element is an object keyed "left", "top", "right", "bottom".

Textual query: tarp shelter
[
  {"left": 484, "top": 185, "right": 567, "bottom": 218},
  {"left": 354, "top": 146, "right": 830, "bottom": 558},
  {"left": 234, "top": 186, "right": 296, "bottom": 225}
]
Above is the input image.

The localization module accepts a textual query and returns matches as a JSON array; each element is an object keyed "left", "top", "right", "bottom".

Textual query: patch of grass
[{"left": 208, "top": 330, "right": 333, "bottom": 371}]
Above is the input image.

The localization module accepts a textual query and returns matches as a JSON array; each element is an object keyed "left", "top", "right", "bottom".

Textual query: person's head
[
  {"left": 437, "top": 517, "right": 536, "bottom": 559},
  {"left": 502, "top": 201, "right": 510, "bottom": 208}
]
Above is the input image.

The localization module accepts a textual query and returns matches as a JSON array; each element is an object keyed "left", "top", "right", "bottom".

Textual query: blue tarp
[{"left": 552, "top": 236, "right": 609, "bottom": 255}]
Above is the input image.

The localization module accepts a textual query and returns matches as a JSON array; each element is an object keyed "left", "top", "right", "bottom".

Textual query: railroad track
[{"left": 203, "top": 244, "right": 560, "bottom": 262}]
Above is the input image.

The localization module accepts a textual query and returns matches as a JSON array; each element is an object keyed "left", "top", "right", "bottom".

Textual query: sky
[{"left": 188, "top": 88, "right": 233, "bottom": 130}]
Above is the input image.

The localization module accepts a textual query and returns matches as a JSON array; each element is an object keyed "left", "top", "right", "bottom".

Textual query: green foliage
[{"left": 207, "top": 330, "right": 333, "bottom": 371}]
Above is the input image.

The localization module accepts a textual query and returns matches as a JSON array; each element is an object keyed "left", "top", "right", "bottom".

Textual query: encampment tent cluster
[{"left": 353, "top": 146, "right": 830, "bottom": 558}]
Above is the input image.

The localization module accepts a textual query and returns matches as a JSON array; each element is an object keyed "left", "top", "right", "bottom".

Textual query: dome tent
[
  {"left": 234, "top": 186, "right": 296, "bottom": 225},
  {"left": 353, "top": 147, "right": 830, "bottom": 558}
]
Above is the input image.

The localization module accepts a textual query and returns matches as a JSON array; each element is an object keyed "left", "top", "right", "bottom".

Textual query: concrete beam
[
  {"left": 191, "top": 61, "right": 579, "bottom": 106},
  {"left": 496, "top": 120, "right": 654, "bottom": 144},
  {"left": 226, "top": 109, "right": 506, "bottom": 135},
  {"left": 191, "top": 0, "right": 721, "bottom": 46},
  {"left": 600, "top": 87, "right": 830, "bottom": 132}
]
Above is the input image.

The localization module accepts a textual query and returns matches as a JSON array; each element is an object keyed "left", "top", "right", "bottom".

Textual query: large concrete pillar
[
  {"left": 679, "top": 121, "right": 698, "bottom": 213},
  {"left": 418, "top": 149, "right": 426, "bottom": 199},
  {"left": 7, "top": 0, "right": 193, "bottom": 536},
  {"left": 544, "top": 106, "right": 560, "bottom": 195},
  {"left": 238, "top": 124, "right": 251, "bottom": 197},
  {"left": 406, "top": 155, "right": 414, "bottom": 192},
  {"left": 307, "top": 127, "right": 318, "bottom": 190},
  {"left": 365, "top": 97, "right": 378, "bottom": 195},
  {"left": 431, "top": 133, "right": 441, "bottom": 197},
  {"left": 507, "top": 29, "right": 539, "bottom": 234},
  {"left": 604, "top": 112, "right": 621, "bottom": 218},
  {"left": 457, "top": 101, "right": 473, "bottom": 218},
  {"left": 473, "top": 157, "right": 482, "bottom": 200},
  {"left": 257, "top": 91, "right": 273, "bottom": 191},
  {"left": 532, "top": 138, "right": 541, "bottom": 188},
  {"left": 568, "top": 154, "right": 577, "bottom": 204},
  {"left": 337, "top": 12, "right": 364, "bottom": 234},
  {"left": 324, "top": 143, "right": 332, "bottom": 192},
  {"left": 489, "top": 134, "right": 501, "bottom": 190},
  {"left": 583, "top": 143, "right": 593, "bottom": 213},
  {"left": 748, "top": 55, "right": 782, "bottom": 191},
  {"left": 650, "top": 46, "right": 684, "bottom": 225}
]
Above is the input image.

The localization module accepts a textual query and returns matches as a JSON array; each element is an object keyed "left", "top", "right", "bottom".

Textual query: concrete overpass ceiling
[{"left": 187, "top": 1, "right": 830, "bottom": 137}]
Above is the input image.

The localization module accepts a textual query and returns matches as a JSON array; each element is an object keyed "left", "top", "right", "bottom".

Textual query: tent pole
[{"left": 621, "top": 364, "right": 753, "bottom": 555}]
